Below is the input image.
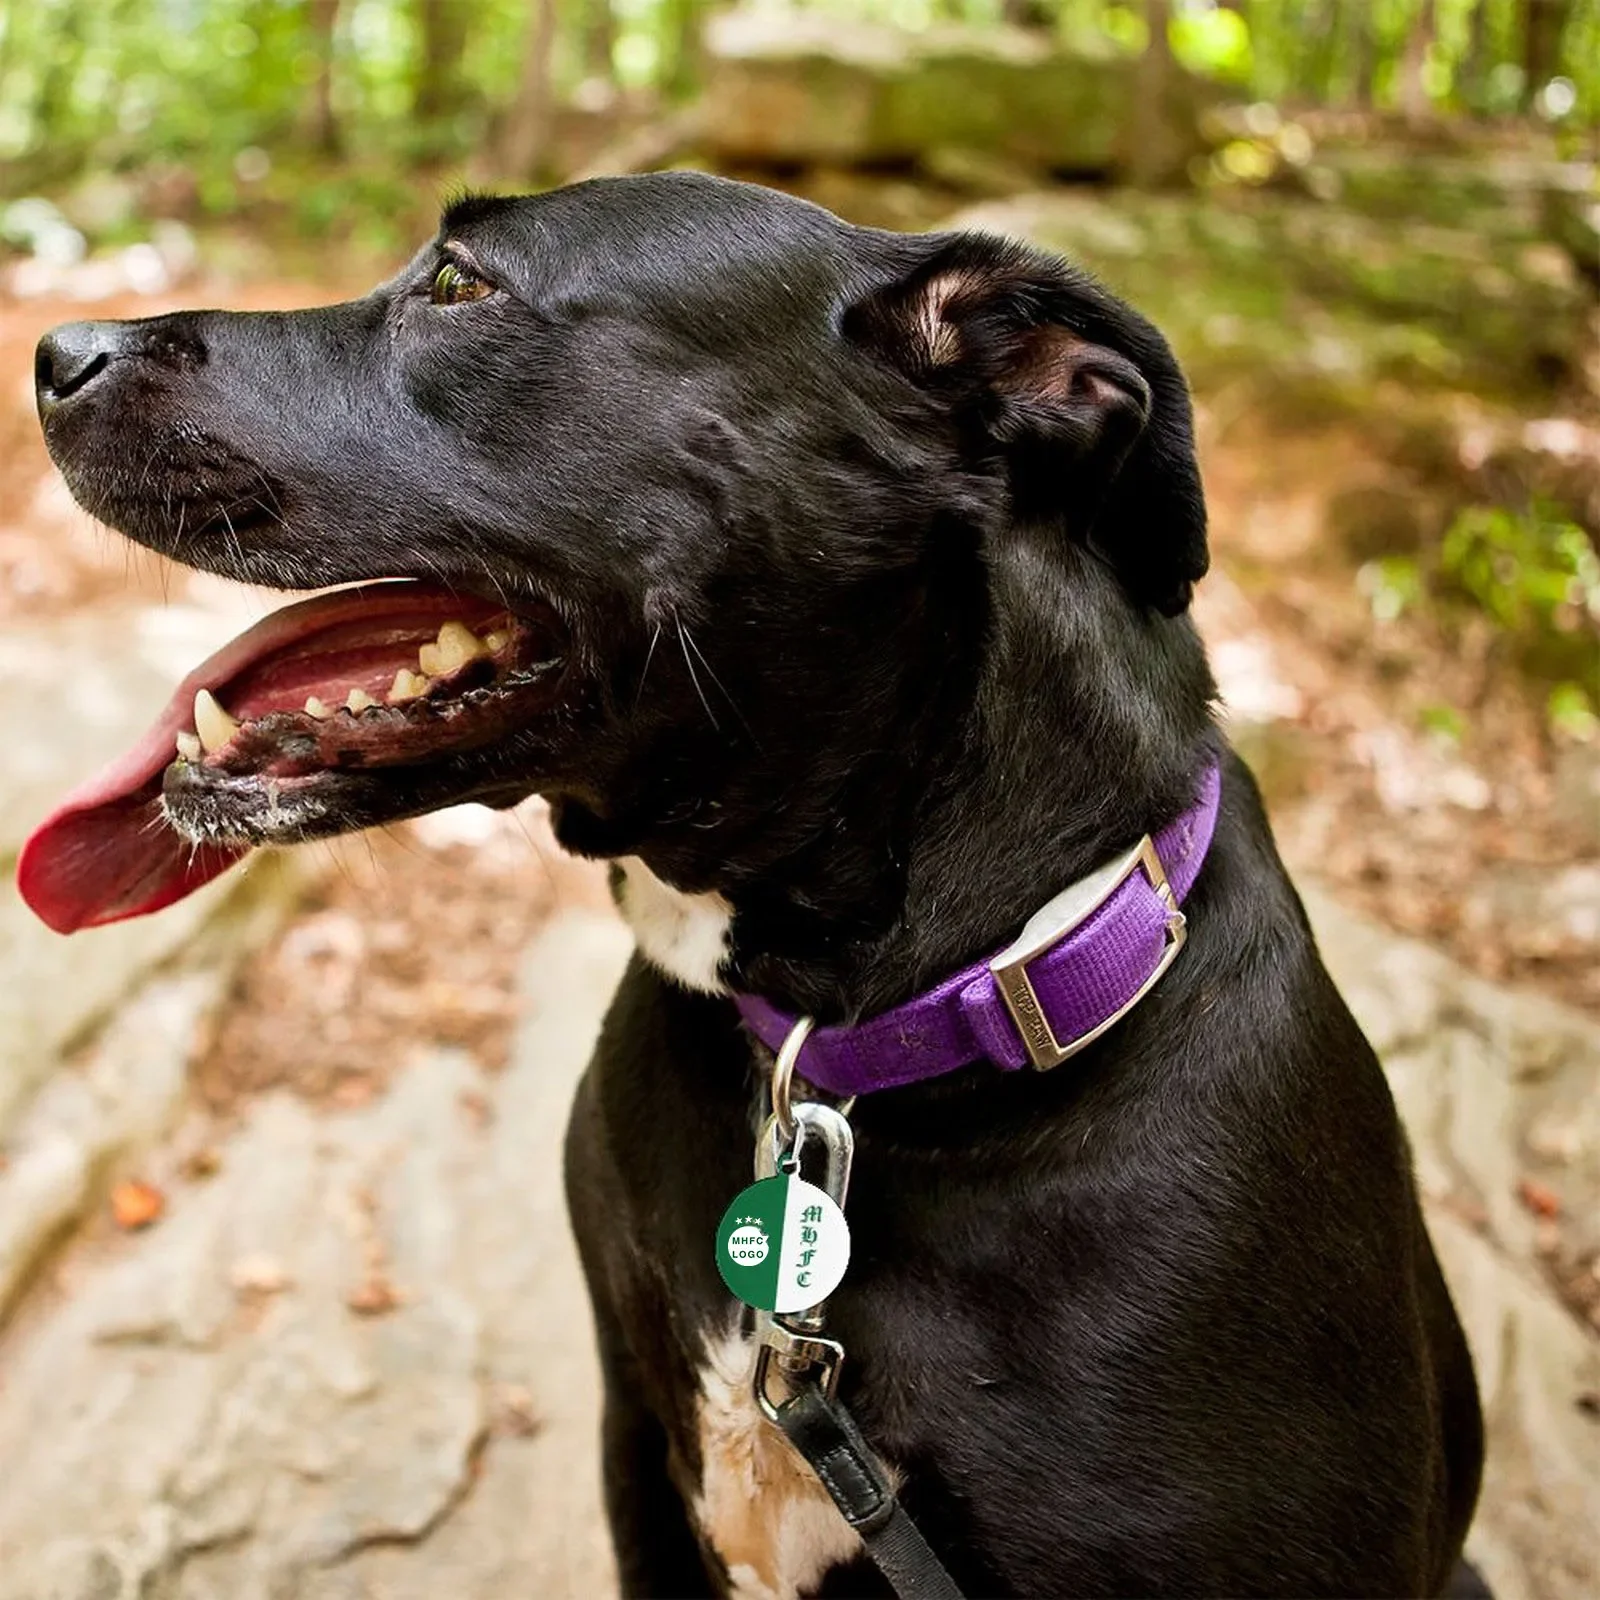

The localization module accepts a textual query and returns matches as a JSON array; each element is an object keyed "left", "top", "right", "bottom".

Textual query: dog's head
[{"left": 22, "top": 173, "right": 1207, "bottom": 936}]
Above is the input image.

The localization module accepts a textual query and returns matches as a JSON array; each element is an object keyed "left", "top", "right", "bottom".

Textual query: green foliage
[
  {"left": 1170, "top": 6, "right": 1253, "bottom": 85},
  {"left": 1418, "top": 702, "right": 1469, "bottom": 743},
  {"left": 0, "top": 0, "right": 1597, "bottom": 219},
  {"left": 1440, "top": 501, "right": 1600, "bottom": 642},
  {"left": 1361, "top": 501, "right": 1600, "bottom": 735},
  {"left": 1547, "top": 681, "right": 1600, "bottom": 740},
  {"left": 1357, "top": 555, "right": 1427, "bottom": 623}
]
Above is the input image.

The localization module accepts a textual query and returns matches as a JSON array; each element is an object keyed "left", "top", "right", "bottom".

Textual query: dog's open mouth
[{"left": 18, "top": 579, "right": 566, "bottom": 934}]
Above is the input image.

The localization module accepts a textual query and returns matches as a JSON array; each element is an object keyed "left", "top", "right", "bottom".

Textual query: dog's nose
[{"left": 35, "top": 321, "right": 129, "bottom": 413}]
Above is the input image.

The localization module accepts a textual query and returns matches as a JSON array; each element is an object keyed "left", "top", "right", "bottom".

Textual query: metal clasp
[
  {"left": 754, "top": 1321, "right": 845, "bottom": 1422},
  {"left": 989, "top": 834, "right": 1187, "bottom": 1070},
  {"left": 752, "top": 1095, "right": 855, "bottom": 1418}
]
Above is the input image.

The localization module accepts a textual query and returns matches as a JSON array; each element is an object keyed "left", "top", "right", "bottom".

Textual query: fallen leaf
[
  {"left": 458, "top": 1087, "right": 494, "bottom": 1129},
  {"left": 330, "top": 1075, "right": 377, "bottom": 1110},
  {"left": 346, "top": 1276, "right": 401, "bottom": 1317},
  {"left": 110, "top": 1179, "right": 166, "bottom": 1231},
  {"left": 181, "top": 1147, "right": 221, "bottom": 1180},
  {"left": 1516, "top": 1177, "right": 1563, "bottom": 1219},
  {"left": 490, "top": 1383, "right": 541, "bottom": 1438},
  {"left": 230, "top": 1254, "right": 292, "bottom": 1295}
]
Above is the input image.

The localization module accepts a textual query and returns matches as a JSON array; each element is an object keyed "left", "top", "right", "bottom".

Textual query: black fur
[{"left": 35, "top": 173, "right": 1483, "bottom": 1597}]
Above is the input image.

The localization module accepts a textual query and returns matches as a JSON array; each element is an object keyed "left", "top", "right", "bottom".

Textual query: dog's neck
[{"left": 617, "top": 540, "right": 1219, "bottom": 1023}]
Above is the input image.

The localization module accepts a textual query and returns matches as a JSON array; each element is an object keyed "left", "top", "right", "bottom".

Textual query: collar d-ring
[{"left": 771, "top": 1014, "right": 815, "bottom": 1144}]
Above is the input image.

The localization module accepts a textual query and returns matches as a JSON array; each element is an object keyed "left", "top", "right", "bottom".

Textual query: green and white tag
[{"left": 715, "top": 1175, "right": 850, "bottom": 1314}]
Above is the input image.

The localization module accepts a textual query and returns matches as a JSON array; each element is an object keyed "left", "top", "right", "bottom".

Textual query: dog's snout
[
  {"left": 34, "top": 321, "right": 130, "bottom": 411},
  {"left": 35, "top": 317, "right": 209, "bottom": 417}
]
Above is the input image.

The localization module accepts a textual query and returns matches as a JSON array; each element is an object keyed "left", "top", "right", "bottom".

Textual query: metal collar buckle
[{"left": 989, "top": 834, "right": 1187, "bottom": 1070}]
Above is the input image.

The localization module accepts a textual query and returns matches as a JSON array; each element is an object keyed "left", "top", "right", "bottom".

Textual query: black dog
[{"left": 28, "top": 173, "right": 1483, "bottom": 1597}]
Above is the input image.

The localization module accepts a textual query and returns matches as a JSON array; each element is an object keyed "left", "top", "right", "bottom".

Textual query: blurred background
[{"left": 0, "top": 4, "right": 1597, "bottom": 1597}]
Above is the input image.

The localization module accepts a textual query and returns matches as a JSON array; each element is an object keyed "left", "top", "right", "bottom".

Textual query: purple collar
[{"left": 735, "top": 764, "right": 1222, "bottom": 1096}]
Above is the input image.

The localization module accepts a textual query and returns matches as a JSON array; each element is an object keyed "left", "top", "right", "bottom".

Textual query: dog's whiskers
[
  {"left": 217, "top": 503, "right": 248, "bottom": 578},
  {"left": 673, "top": 612, "right": 719, "bottom": 733},
  {"left": 247, "top": 467, "right": 288, "bottom": 530},
  {"left": 680, "top": 618, "right": 754, "bottom": 743},
  {"left": 635, "top": 621, "right": 663, "bottom": 712}
]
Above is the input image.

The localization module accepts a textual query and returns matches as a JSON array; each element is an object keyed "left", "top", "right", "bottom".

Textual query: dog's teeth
[
  {"left": 440, "top": 620, "right": 489, "bottom": 666},
  {"left": 345, "top": 687, "right": 377, "bottom": 713},
  {"left": 175, "top": 730, "right": 202, "bottom": 762},
  {"left": 387, "top": 667, "right": 430, "bottom": 704},
  {"left": 193, "top": 689, "right": 240, "bottom": 753},
  {"left": 484, "top": 629, "right": 510, "bottom": 654},
  {"left": 304, "top": 696, "right": 333, "bottom": 719},
  {"left": 419, "top": 620, "right": 489, "bottom": 678}
]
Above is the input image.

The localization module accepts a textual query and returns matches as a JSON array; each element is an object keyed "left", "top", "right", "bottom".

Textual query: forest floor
[{"left": 0, "top": 253, "right": 1597, "bottom": 1599}]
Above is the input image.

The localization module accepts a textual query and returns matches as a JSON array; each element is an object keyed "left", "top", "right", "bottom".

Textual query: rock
[
  {"left": 1554, "top": 744, "right": 1600, "bottom": 852},
  {"left": 1289, "top": 150, "right": 1593, "bottom": 242},
  {"left": 699, "top": 9, "right": 1205, "bottom": 177},
  {"left": 1305, "top": 884, "right": 1600, "bottom": 1241},
  {"left": 0, "top": 604, "right": 249, "bottom": 859},
  {"left": 0, "top": 859, "right": 301, "bottom": 1321},
  {"left": 0, "top": 872, "right": 255, "bottom": 1139},
  {"left": 782, "top": 167, "right": 955, "bottom": 233},
  {"left": 1428, "top": 1211, "right": 1600, "bottom": 1600},
  {"left": 0, "top": 602, "right": 295, "bottom": 1136},
  {"left": 1460, "top": 861, "right": 1600, "bottom": 971},
  {"left": 2, "top": 861, "right": 1595, "bottom": 1598},
  {"left": 1302, "top": 885, "right": 1600, "bottom": 1600},
  {"left": 0, "top": 907, "right": 632, "bottom": 1600},
  {"left": 919, "top": 144, "right": 1049, "bottom": 199},
  {"left": 0, "top": 1134, "right": 89, "bottom": 1321}
]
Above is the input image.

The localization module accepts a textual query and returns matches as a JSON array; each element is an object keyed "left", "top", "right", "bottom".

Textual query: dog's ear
[{"left": 844, "top": 233, "right": 1207, "bottom": 615}]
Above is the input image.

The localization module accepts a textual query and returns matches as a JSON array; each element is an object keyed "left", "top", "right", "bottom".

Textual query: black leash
[
  {"left": 734, "top": 1085, "right": 963, "bottom": 1598},
  {"left": 770, "top": 1380, "right": 965, "bottom": 1600}
]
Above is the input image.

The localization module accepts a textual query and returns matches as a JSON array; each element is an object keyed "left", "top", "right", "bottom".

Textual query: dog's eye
[{"left": 431, "top": 262, "right": 494, "bottom": 306}]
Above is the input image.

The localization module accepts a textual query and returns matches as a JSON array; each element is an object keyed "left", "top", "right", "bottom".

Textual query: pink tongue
[
  {"left": 17, "top": 801, "right": 245, "bottom": 937},
  {"left": 16, "top": 580, "right": 449, "bottom": 935}
]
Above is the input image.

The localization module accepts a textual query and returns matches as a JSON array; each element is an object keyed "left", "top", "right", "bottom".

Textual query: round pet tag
[{"left": 715, "top": 1175, "right": 850, "bottom": 1314}]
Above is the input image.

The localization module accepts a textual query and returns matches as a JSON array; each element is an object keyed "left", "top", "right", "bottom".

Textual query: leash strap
[{"left": 772, "top": 1382, "right": 965, "bottom": 1600}]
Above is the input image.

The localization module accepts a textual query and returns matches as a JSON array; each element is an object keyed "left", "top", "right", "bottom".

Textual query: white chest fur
[
  {"left": 693, "top": 1321, "right": 876, "bottom": 1600},
  {"left": 617, "top": 857, "right": 735, "bottom": 993}
]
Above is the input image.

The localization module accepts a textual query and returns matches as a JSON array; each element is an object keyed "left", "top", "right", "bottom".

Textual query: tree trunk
[
  {"left": 1302, "top": 0, "right": 1342, "bottom": 105},
  {"left": 494, "top": 0, "right": 558, "bottom": 178},
  {"left": 1521, "top": 0, "right": 1573, "bottom": 107},
  {"left": 659, "top": 0, "right": 706, "bottom": 102},
  {"left": 1122, "top": 0, "right": 1188, "bottom": 188},
  {"left": 415, "top": 0, "right": 469, "bottom": 125},
  {"left": 1460, "top": 0, "right": 1492, "bottom": 112},
  {"left": 999, "top": 0, "right": 1054, "bottom": 27},
  {"left": 581, "top": 0, "right": 619, "bottom": 83},
  {"left": 304, "top": 0, "right": 341, "bottom": 157},
  {"left": 1399, "top": 0, "right": 1437, "bottom": 124},
  {"left": 1346, "top": 0, "right": 1378, "bottom": 106}
]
